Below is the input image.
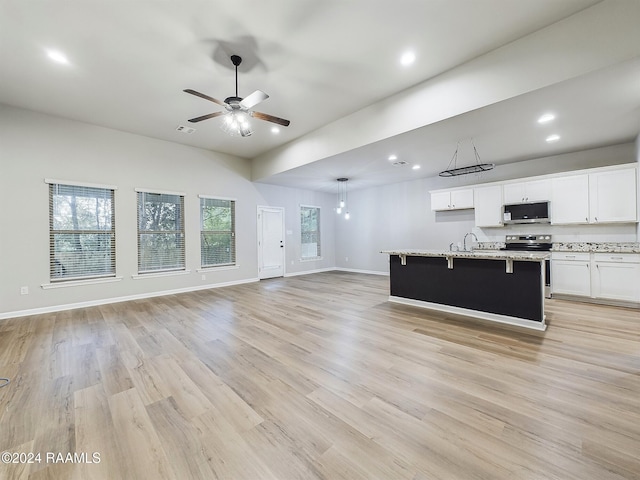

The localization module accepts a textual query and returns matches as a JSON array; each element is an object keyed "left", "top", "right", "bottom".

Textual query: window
[
  {"left": 300, "top": 205, "right": 321, "bottom": 259},
  {"left": 49, "top": 183, "right": 115, "bottom": 281},
  {"left": 137, "top": 191, "right": 185, "bottom": 273},
  {"left": 200, "top": 196, "right": 236, "bottom": 267}
]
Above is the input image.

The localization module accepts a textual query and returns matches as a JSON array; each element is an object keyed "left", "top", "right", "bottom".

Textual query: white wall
[
  {"left": 0, "top": 105, "right": 335, "bottom": 318},
  {"left": 336, "top": 143, "right": 638, "bottom": 274}
]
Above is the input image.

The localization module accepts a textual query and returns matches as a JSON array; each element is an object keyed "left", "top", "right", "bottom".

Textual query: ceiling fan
[{"left": 184, "top": 54, "right": 290, "bottom": 137}]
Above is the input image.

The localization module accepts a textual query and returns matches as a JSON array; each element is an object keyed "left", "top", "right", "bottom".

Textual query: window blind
[
  {"left": 200, "top": 197, "right": 236, "bottom": 267},
  {"left": 137, "top": 191, "right": 185, "bottom": 273},
  {"left": 49, "top": 183, "right": 116, "bottom": 281},
  {"left": 300, "top": 205, "right": 321, "bottom": 259}
]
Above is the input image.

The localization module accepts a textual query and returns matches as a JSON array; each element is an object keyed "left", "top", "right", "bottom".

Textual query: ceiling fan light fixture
[{"left": 220, "top": 110, "right": 253, "bottom": 137}]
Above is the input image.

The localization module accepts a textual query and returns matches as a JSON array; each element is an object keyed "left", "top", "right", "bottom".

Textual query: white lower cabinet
[
  {"left": 551, "top": 252, "right": 591, "bottom": 297},
  {"left": 591, "top": 254, "right": 640, "bottom": 302},
  {"left": 552, "top": 252, "right": 640, "bottom": 303}
]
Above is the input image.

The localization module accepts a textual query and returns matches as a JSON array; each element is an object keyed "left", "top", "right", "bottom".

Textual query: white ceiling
[{"left": 1, "top": 0, "right": 638, "bottom": 192}]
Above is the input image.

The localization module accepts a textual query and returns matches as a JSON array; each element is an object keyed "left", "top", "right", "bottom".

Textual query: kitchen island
[{"left": 381, "top": 249, "right": 550, "bottom": 331}]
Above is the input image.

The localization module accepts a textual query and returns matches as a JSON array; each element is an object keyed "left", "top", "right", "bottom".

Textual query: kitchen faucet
[{"left": 463, "top": 232, "right": 478, "bottom": 251}]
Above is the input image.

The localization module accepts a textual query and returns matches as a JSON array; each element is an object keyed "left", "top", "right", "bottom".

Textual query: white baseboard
[
  {"left": 284, "top": 267, "right": 335, "bottom": 277},
  {"left": 0, "top": 277, "right": 259, "bottom": 321}
]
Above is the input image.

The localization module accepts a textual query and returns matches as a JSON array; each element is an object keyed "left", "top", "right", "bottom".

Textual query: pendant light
[{"left": 336, "top": 178, "right": 350, "bottom": 219}]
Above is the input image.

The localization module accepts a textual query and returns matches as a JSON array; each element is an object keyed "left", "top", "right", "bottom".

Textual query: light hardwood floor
[{"left": 0, "top": 271, "right": 638, "bottom": 479}]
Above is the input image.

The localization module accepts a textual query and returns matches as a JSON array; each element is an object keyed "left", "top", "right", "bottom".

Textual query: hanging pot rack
[{"left": 439, "top": 140, "right": 494, "bottom": 177}]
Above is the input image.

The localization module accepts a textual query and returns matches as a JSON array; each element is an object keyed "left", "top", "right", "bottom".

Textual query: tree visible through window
[
  {"left": 137, "top": 192, "right": 185, "bottom": 273},
  {"left": 200, "top": 197, "right": 235, "bottom": 267},
  {"left": 49, "top": 183, "right": 115, "bottom": 281},
  {"left": 301, "top": 205, "right": 321, "bottom": 259}
]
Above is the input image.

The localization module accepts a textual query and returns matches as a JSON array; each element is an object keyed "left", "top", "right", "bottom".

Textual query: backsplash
[{"left": 476, "top": 241, "right": 505, "bottom": 250}]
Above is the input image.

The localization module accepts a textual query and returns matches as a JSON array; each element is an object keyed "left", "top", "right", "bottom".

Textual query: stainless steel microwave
[{"left": 503, "top": 201, "right": 550, "bottom": 224}]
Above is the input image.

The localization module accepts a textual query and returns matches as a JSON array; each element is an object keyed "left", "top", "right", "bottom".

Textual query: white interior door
[{"left": 257, "top": 206, "right": 285, "bottom": 279}]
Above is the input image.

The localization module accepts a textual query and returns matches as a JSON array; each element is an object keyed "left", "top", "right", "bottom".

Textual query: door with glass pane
[{"left": 257, "top": 206, "right": 284, "bottom": 279}]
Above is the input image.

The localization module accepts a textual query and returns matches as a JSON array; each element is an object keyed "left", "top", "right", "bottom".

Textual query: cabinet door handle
[
  {"left": 595, "top": 217, "right": 598, "bottom": 222},
  {"left": 566, "top": 255, "right": 576, "bottom": 258},
  {"left": 611, "top": 256, "right": 623, "bottom": 260}
]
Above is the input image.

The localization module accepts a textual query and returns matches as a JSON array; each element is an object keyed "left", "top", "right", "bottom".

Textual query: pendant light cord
[{"left": 0, "top": 377, "right": 9, "bottom": 388}]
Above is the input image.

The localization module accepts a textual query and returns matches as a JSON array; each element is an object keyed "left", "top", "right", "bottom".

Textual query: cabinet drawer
[
  {"left": 551, "top": 252, "right": 590, "bottom": 261},
  {"left": 592, "top": 253, "right": 640, "bottom": 264}
]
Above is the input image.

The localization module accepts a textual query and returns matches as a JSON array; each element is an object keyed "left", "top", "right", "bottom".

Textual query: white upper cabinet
[
  {"left": 551, "top": 167, "right": 637, "bottom": 225},
  {"left": 503, "top": 179, "right": 551, "bottom": 204},
  {"left": 431, "top": 191, "right": 452, "bottom": 211},
  {"left": 430, "top": 189, "right": 474, "bottom": 211},
  {"left": 430, "top": 164, "right": 636, "bottom": 227},
  {"left": 551, "top": 174, "right": 590, "bottom": 224},
  {"left": 474, "top": 185, "right": 503, "bottom": 227},
  {"left": 589, "top": 168, "right": 637, "bottom": 223}
]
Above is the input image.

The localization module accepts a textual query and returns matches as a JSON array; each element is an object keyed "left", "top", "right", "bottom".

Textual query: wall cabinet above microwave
[{"left": 503, "top": 179, "right": 551, "bottom": 204}]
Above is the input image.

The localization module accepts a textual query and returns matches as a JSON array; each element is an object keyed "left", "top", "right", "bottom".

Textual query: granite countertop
[
  {"left": 381, "top": 249, "right": 550, "bottom": 261},
  {"left": 476, "top": 241, "right": 640, "bottom": 254},
  {"left": 551, "top": 242, "right": 640, "bottom": 253}
]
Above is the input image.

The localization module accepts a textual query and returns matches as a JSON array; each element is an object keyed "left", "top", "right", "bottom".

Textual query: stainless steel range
[{"left": 503, "top": 234, "right": 552, "bottom": 298}]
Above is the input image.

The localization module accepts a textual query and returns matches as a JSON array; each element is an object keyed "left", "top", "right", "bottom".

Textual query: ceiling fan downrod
[{"left": 230, "top": 55, "right": 242, "bottom": 98}]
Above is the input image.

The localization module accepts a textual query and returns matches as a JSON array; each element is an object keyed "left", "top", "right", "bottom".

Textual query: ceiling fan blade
[
  {"left": 240, "top": 90, "right": 269, "bottom": 109},
  {"left": 251, "top": 111, "right": 290, "bottom": 127},
  {"left": 187, "top": 112, "right": 225, "bottom": 123},
  {"left": 183, "top": 89, "right": 226, "bottom": 107}
]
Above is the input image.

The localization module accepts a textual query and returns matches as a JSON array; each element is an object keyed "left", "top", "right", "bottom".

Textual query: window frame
[
  {"left": 136, "top": 188, "right": 186, "bottom": 275},
  {"left": 300, "top": 204, "right": 322, "bottom": 260},
  {"left": 199, "top": 195, "right": 237, "bottom": 269},
  {"left": 46, "top": 179, "right": 117, "bottom": 283}
]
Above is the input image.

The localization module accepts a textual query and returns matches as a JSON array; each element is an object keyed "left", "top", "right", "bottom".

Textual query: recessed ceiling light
[
  {"left": 538, "top": 113, "right": 555, "bottom": 124},
  {"left": 546, "top": 134, "right": 560, "bottom": 142},
  {"left": 271, "top": 126, "right": 280, "bottom": 134},
  {"left": 400, "top": 51, "right": 415, "bottom": 66},
  {"left": 412, "top": 165, "right": 421, "bottom": 170},
  {"left": 388, "top": 154, "right": 397, "bottom": 161},
  {"left": 46, "top": 49, "right": 70, "bottom": 65}
]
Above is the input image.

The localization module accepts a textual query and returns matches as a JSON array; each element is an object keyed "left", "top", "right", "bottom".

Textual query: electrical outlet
[
  {"left": 201, "top": 274, "right": 206, "bottom": 281},
  {"left": 291, "top": 260, "right": 294, "bottom": 265},
  {"left": 20, "top": 286, "right": 29, "bottom": 295},
  {"left": 345, "top": 257, "right": 349, "bottom": 262}
]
